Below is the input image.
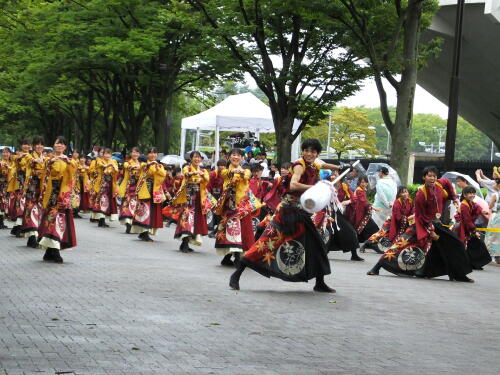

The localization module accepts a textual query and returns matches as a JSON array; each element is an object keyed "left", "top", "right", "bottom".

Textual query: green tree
[
  {"left": 327, "top": 0, "right": 441, "bottom": 182},
  {"left": 0, "top": 0, "right": 234, "bottom": 152},
  {"left": 188, "top": 0, "right": 367, "bottom": 163},
  {"left": 304, "top": 108, "right": 377, "bottom": 158}
]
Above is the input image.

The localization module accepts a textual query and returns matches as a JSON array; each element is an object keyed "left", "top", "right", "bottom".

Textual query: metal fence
[{"left": 322, "top": 158, "right": 498, "bottom": 184}]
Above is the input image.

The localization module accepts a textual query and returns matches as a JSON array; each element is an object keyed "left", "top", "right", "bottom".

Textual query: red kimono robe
[
  {"left": 352, "top": 188, "right": 370, "bottom": 231},
  {"left": 242, "top": 158, "right": 331, "bottom": 282},
  {"left": 369, "top": 197, "right": 414, "bottom": 245},
  {"left": 263, "top": 176, "right": 288, "bottom": 212},
  {"left": 249, "top": 177, "right": 270, "bottom": 200},
  {"left": 162, "top": 175, "right": 175, "bottom": 198},
  {"left": 454, "top": 200, "right": 481, "bottom": 244},
  {"left": 337, "top": 182, "right": 355, "bottom": 223},
  {"left": 388, "top": 198, "right": 414, "bottom": 242},
  {"left": 454, "top": 200, "right": 491, "bottom": 268},
  {"left": 376, "top": 183, "right": 472, "bottom": 278},
  {"left": 208, "top": 169, "right": 224, "bottom": 199}
]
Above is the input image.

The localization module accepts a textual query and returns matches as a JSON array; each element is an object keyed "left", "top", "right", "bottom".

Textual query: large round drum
[{"left": 300, "top": 181, "right": 332, "bottom": 214}]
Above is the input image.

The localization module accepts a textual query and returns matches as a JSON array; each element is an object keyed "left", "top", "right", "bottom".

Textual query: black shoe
[
  {"left": 351, "top": 255, "right": 364, "bottom": 261},
  {"left": 367, "top": 264, "right": 381, "bottom": 275},
  {"left": 138, "top": 232, "right": 153, "bottom": 242},
  {"left": 208, "top": 232, "right": 215, "bottom": 238},
  {"left": 179, "top": 238, "right": 194, "bottom": 252},
  {"left": 73, "top": 212, "right": 82, "bottom": 218},
  {"left": 220, "top": 254, "right": 234, "bottom": 267},
  {"left": 229, "top": 272, "right": 240, "bottom": 290},
  {"left": 27, "top": 235, "right": 38, "bottom": 248},
  {"left": 165, "top": 221, "right": 171, "bottom": 228},
  {"left": 90, "top": 218, "right": 98, "bottom": 223},
  {"left": 0, "top": 219, "right": 8, "bottom": 229},
  {"left": 52, "top": 249, "right": 63, "bottom": 264},
  {"left": 11, "top": 225, "right": 21, "bottom": 237},
  {"left": 313, "top": 282, "right": 336, "bottom": 293},
  {"left": 98, "top": 218, "right": 109, "bottom": 228},
  {"left": 43, "top": 249, "right": 54, "bottom": 262},
  {"left": 126, "top": 223, "right": 131, "bottom": 234}
]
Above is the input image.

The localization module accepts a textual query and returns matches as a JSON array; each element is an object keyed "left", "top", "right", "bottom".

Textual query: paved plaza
[{"left": 0, "top": 216, "right": 499, "bottom": 375}]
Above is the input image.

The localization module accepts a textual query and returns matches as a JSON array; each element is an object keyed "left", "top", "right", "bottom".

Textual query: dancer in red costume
[
  {"left": 452, "top": 185, "right": 491, "bottom": 270},
  {"left": 38, "top": 136, "right": 77, "bottom": 264},
  {"left": 367, "top": 166, "right": 474, "bottom": 282},
  {"left": 229, "top": 139, "right": 340, "bottom": 293}
]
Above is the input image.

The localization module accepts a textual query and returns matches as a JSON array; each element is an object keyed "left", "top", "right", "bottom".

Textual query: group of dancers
[{"left": 1, "top": 136, "right": 499, "bottom": 293}]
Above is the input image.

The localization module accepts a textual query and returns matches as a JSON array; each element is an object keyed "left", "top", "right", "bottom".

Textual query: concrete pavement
[{"left": 0, "top": 216, "right": 499, "bottom": 374}]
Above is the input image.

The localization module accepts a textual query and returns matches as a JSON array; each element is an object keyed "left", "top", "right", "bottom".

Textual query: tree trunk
[
  {"left": 270, "top": 101, "right": 297, "bottom": 164},
  {"left": 390, "top": 0, "right": 422, "bottom": 184},
  {"left": 151, "top": 100, "right": 168, "bottom": 153},
  {"left": 163, "top": 97, "right": 174, "bottom": 154},
  {"left": 83, "top": 90, "right": 95, "bottom": 153}
]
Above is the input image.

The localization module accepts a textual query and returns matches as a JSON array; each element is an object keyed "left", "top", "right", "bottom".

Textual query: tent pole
[
  {"left": 180, "top": 128, "right": 186, "bottom": 158},
  {"left": 215, "top": 124, "right": 220, "bottom": 163},
  {"left": 195, "top": 128, "right": 200, "bottom": 151}
]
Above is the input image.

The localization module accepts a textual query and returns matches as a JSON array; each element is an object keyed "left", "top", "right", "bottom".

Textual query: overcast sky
[{"left": 338, "top": 78, "right": 450, "bottom": 119}]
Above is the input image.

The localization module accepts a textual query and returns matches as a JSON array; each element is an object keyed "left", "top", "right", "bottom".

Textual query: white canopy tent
[{"left": 180, "top": 92, "right": 302, "bottom": 161}]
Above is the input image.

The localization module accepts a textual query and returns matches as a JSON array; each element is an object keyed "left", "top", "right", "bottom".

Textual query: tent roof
[{"left": 181, "top": 92, "right": 300, "bottom": 133}]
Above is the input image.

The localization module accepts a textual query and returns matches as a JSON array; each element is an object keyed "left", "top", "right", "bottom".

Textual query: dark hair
[
  {"left": 281, "top": 162, "right": 292, "bottom": 169},
  {"left": 71, "top": 150, "right": 81, "bottom": 157},
  {"left": 189, "top": 150, "right": 201, "bottom": 159},
  {"left": 422, "top": 165, "right": 439, "bottom": 177},
  {"left": 2, "top": 147, "right": 12, "bottom": 153},
  {"left": 301, "top": 138, "right": 322, "bottom": 153},
  {"left": 103, "top": 148, "right": 112, "bottom": 154},
  {"left": 229, "top": 148, "right": 243, "bottom": 156},
  {"left": 54, "top": 136, "right": 67, "bottom": 146},
  {"left": 396, "top": 186, "right": 409, "bottom": 198},
  {"left": 253, "top": 141, "right": 261, "bottom": 147},
  {"left": 496, "top": 178, "right": 500, "bottom": 185},
  {"left": 251, "top": 163, "right": 264, "bottom": 173},
  {"left": 456, "top": 176, "right": 468, "bottom": 183},
  {"left": 357, "top": 175, "right": 369, "bottom": 186},
  {"left": 461, "top": 185, "right": 476, "bottom": 196},
  {"left": 378, "top": 166, "right": 389, "bottom": 175},
  {"left": 164, "top": 165, "right": 172, "bottom": 171},
  {"left": 173, "top": 167, "right": 182, "bottom": 176},
  {"left": 130, "top": 147, "right": 141, "bottom": 154},
  {"left": 216, "top": 159, "right": 228, "bottom": 167},
  {"left": 147, "top": 147, "right": 158, "bottom": 154},
  {"left": 19, "top": 138, "right": 31, "bottom": 146},
  {"left": 32, "top": 136, "right": 45, "bottom": 146},
  {"left": 459, "top": 185, "right": 476, "bottom": 201}
]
